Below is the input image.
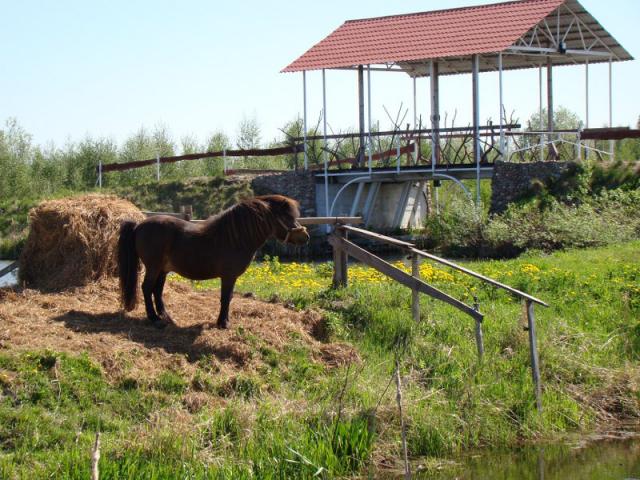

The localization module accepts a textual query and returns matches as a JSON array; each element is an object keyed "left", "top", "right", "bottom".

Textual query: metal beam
[
  {"left": 472, "top": 54, "right": 481, "bottom": 206},
  {"left": 547, "top": 56, "right": 554, "bottom": 159},
  {"left": 507, "top": 46, "right": 613, "bottom": 58},
  {"left": 357, "top": 65, "right": 366, "bottom": 168},
  {"left": 322, "top": 69, "right": 329, "bottom": 226},
  {"left": 303, "top": 71, "right": 308, "bottom": 170},
  {"left": 498, "top": 52, "right": 505, "bottom": 157}
]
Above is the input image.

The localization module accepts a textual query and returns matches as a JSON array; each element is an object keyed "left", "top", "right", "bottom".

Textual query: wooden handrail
[
  {"left": 329, "top": 234, "right": 482, "bottom": 321},
  {"left": 410, "top": 249, "right": 548, "bottom": 307},
  {"left": 339, "top": 225, "right": 548, "bottom": 307}
]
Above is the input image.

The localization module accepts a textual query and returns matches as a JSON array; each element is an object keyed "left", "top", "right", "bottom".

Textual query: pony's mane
[{"left": 203, "top": 195, "right": 299, "bottom": 250}]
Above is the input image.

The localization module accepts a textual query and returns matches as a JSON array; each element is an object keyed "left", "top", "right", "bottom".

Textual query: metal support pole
[
  {"left": 526, "top": 300, "right": 543, "bottom": 412},
  {"left": 430, "top": 61, "right": 440, "bottom": 213},
  {"left": 547, "top": 57, "right": 555, "bottom": 159},
  {"left": 322, "top": 69, "right": 329, "bottom": 228},
  {"left": 98, "top": 161, "right": 102, "bottom": 188},
  {"left": 498, "top": 52, "right": 505, "bottom": 158},
  {"left": 303, "top": 71, "right": 308, "bottom": 170},
  {"left": 585, "top": 61, "right": 589, "bottom": 129},
  {"left": 367, "top": 65, "right": 373, "bottom": 173},
  {"left": 474, "top": 297, "right": 484, "bottom": 361},
  {"left": 609, "top": 57, "right": 614, "bottom": 159},
  {"left": 396, "top": 136, "right": 401, "bottom": 173},
  {"left": 411, "top": 252, "right": 420, "bottom": 323},
  {"left": 413, "top": 76, "right": 418, "bottom": 165},
  {"left": 358, "top": 65, "right": 366, "bottom": 168},
  {"left": 472, "top": 54, "right": 481, "bottom": 207},
  {"left": 539, "top": 65, "right": 544, "bottom": 162},
  {"left": 156, "top": 153, "right": 160, "bottom": 182}
]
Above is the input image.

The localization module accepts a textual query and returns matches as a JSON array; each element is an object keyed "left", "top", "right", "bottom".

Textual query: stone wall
[
  {"left": 250, "top": 171, "right": 316, "bottom": 218},
  {"left": 490, "top": 160, "right": 575, "bottom": 214}
]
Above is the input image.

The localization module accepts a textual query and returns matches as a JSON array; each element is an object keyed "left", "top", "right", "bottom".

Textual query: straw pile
[{"left": 19, "top": 194, "right": 144, "bottom": 290}]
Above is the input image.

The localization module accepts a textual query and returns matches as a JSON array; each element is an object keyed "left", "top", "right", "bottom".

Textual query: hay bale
[{"left": 19, "top": 194, "right": 145, "bottom": 290}]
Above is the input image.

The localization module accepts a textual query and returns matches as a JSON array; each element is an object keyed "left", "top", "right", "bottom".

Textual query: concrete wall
[
  {"left": 490, "top": 160, "right": 574, "bottom": 214},
  {"left": 315, "top": 181, "right": 428, "bottom": 229}
]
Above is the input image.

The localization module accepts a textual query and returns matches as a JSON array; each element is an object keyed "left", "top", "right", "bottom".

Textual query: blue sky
[{"left": 1, "top": 0, "right": 638, "bottom": 148}]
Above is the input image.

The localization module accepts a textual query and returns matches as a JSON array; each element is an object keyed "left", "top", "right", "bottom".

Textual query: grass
[{"left": 1, "top": 242, "right": 639, "bottom": 478}]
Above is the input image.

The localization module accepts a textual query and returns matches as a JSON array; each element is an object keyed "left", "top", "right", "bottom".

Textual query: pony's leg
[
  {"left": 216, "top": 276, "right": 237, "bottom": 329},
  {"left": 153, "top": 272, "right": 173, "bottom": 324},
  {"left": 142, "top": 269, "right": 164, "bottom": 328}
]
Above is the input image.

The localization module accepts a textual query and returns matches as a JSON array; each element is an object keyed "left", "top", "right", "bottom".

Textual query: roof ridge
[{"left": 344, "top": 0, "right": 563, "bottom": 24}]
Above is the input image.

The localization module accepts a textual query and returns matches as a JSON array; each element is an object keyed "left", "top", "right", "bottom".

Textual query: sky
[{"left": 1, "top": 0, "right": 638, "bottom": 149}]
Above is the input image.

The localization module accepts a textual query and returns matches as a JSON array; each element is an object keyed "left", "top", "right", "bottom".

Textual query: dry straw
[{"left": 19, "top": 194, "right": 145, "bottom": 290}]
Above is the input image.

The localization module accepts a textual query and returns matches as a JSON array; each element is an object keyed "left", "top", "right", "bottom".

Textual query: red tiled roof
[{"left": 283, "top": 0, "right": 566, "bottom": 72}]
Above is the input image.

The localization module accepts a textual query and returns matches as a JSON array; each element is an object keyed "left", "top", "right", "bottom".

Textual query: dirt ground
[{"left": 0, "top": 278, "right": 358, "bottom": 380}]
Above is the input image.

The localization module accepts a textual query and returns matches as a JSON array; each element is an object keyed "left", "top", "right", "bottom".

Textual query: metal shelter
[{"left": 282, "top": 0, "right": 633, "bottom": 210}]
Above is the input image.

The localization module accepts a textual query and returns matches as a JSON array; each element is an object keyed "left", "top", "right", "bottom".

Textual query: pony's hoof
[{"left": 215, "top": 322, "right": 228, "bottom": 330}]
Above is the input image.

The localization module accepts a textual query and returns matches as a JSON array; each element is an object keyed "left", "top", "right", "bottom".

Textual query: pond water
[
  {"left": 423, "top": 435, "right": 640, "bottom": 480},
  {"left": 0, "top": 260, "right": 18, "bottom": 288}
]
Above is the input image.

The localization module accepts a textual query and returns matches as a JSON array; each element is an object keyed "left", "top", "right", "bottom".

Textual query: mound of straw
[{"left": 19, "top": 194, "right": 144, "bottom": 290}]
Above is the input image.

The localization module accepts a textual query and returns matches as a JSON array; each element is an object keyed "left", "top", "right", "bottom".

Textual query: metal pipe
[
  {"left": 585, "top": 61, "right": 589, "bottom": 128},
  {"left": 367, "top": 65, "right": 372, "bottom": 173},
  {"left": 358, "top": 65, "right": 366, "bottom": 168},
  {"left": 499, "top": 52, "right": 505, "bottom": 158},
  {"left": 322, "top": 69, "right": 329, "bottom": 228},
  {"left": 413, "top": 76, "right": 418, "bottom": 165},
  {"left": 156, "top": 153, "right": 160, "bottom": 182},
  {"left": 472, "top": 54, "right": 481, "bottom": 206},
  {"left": 539, "top": 64, "right": 544, "bottom": 162},
  {"left": 609, "top": 57, "right": 614, "bottom": 159},
  {"left": 547, "top": 56, "right": 554, "bottom": 159},
  {"left": 303, "top": 70, "right": 308, "bottom": 170},
  {"left": 526, "top": 300, "right": 543, "bottom": 412},
  {"left": 98, "top": 161, "right": 102, "bottom": 188}
]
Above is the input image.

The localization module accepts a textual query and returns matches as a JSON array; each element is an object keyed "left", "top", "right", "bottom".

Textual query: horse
[{"left": 117, "top": 194, "right": 310, "bottom": 329}]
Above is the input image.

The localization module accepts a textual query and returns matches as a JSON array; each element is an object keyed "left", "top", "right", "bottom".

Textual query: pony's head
[{"left": 258, "top": 195, "right": 310, "bottom": 246}]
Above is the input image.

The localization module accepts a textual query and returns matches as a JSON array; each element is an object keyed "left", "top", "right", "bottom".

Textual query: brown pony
[{"left": 117, "top": 195, "right": 309, "bottom": 329}]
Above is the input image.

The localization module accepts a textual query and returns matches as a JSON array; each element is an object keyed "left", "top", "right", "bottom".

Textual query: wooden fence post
[
  {"left": 411, "top": 251, "right": 420, "bottom": 322},
  {"left": 332, "top": 228, "right": 348, "bottom": 288},
  {"left": 525, "top": 299, "right": 543, "bottom": 412},
  {"left": 180, "top": 205, "right": 193, "bottom": 221}
]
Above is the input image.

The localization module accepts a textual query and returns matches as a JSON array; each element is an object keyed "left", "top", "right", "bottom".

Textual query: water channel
[
  {"left": 0, "top": 260, "right": 18, "bottom": 288},
  {"left": 420, "top": 434, "right": 640, "bottom": 480}
]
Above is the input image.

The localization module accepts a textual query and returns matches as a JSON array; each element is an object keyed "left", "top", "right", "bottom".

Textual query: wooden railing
[{"left": 329, "top": 224, "right": 548, "bottom": 412}]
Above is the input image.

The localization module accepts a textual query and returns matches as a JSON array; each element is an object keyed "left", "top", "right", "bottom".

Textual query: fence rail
[
  {"left": 98, "top": 144, "right": 304, "bottom": 173},
  {"left": 331, "top": 223, "right": 548, "bottom": 411}
]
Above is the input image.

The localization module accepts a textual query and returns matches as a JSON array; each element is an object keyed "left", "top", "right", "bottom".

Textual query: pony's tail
[{"left": 118, "top": 220, "right": 139, "bottom": 311}]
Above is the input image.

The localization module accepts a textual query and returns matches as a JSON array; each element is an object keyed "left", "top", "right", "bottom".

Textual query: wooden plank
[
  {"left": 100, "top": 144, "right": 304, "bottom": 173},
  {"left": 581, "top": 127, "right": 640, "bottom": 140},
  {"left": 340, "top": 225, "right": 415, "bottom": 249},
  {"left": 328, "top": 235, "right": 483, "bottom": 321},
  {"left": 411, "top": 248, "right": 548, "bottom": 307},
  {"left": 142, "top": 214, "right": 363, "bottom": 226},
  {"left": 142, "top": 211, "right": 188, "bottom": 220},
  {"left": 0, "top": 261, "right": 18, "bottom": 279},
  {"left": 526, "top": 300, "right": 543, "bottom": 412},
  {"left": 291, "top": 123, "right": 521, "bottom": 142},
  {"left": 297, "top": 217, "right": 363, "bottom": 226}
]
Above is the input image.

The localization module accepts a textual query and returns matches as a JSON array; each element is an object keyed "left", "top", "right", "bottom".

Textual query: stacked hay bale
[{"left": 19, "top": 194, "right": 144, "bottom": 290}]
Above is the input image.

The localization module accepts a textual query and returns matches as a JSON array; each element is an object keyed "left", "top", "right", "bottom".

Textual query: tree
[
  {"left": 527, "top": 106, "right": 583, "bottom": 131},
  {"left": 236, "top": 116, "right": 261, "bottom": 151}
]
